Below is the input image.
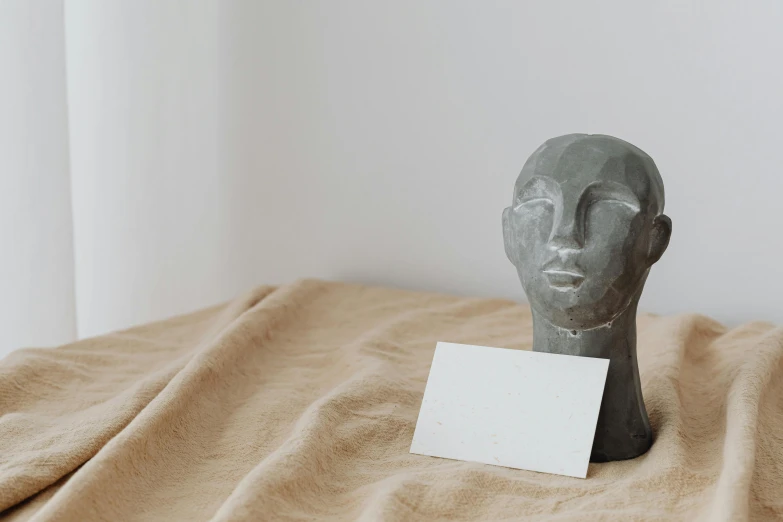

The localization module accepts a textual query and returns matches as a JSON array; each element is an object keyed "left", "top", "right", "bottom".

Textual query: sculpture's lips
[{"left": 543, "top": 268, "right": 585, "bottom": 288}]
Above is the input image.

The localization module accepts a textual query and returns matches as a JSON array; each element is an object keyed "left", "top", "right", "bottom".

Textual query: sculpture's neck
[{"left": 531, "top": 298, "right": 639, "bottom": 359}]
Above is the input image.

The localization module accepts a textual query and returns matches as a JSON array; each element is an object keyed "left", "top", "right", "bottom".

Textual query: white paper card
[{"left": 410, "top": 342, "right": 609, "bottom": 478}]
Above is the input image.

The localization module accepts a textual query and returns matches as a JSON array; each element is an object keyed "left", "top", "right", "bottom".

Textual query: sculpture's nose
[{"left": 548, "top": 212, "right": 584, "bottom": 251}]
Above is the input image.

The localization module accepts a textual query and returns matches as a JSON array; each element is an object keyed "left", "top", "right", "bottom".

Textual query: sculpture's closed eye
[
  {"left": 588, "top": 198, "right": 640, "bottom": 213},
  {"left": 584, "top": 182, "right": 641, "bottom": 213},
  {"left": 514, "top": 197, "right": 554, "bottom": 211}
]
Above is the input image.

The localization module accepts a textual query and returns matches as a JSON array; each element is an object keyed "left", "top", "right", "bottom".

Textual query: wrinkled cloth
[{"left": 1, "top": 279, "right": 782, "bottom": 521}]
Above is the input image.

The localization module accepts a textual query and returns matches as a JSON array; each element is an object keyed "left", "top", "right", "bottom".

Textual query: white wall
[
  {"left": 5, "top": 1, "right": 777, "bottom": 351},
  {"left": 0, "top": 1, "right": 77, "bottom": 355},
  {"left": 64, "top": 0, "right": 244, "bottom": 338},
  {"left": 219, "top": 0, "right": 783, "bottom": 325}
]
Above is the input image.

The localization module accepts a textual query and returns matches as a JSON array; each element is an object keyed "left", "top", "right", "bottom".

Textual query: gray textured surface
[{"left": 503, "top": 134, "right": 672, "bottom": 462}]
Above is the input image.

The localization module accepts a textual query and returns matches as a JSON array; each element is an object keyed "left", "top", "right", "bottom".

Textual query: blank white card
[{"left": 410, "top": 342, "right": 609, "bottom": 478}]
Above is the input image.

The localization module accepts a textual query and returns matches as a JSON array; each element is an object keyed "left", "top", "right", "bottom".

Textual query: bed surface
[{"left": 1, "top": 279, "right": 781, "bottom": 521}]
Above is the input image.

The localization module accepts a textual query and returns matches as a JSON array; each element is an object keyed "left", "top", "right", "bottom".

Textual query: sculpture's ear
[
  {"left": 502, "top": 207, "right": 516, "bottom": 265},
  {"left": 647, "top": 214, "right": 672, "bottom": 266}
]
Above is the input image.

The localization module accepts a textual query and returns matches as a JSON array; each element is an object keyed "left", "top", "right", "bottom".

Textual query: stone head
[{"left": 503, "top": 134, "right": 672, "bottom": 330}]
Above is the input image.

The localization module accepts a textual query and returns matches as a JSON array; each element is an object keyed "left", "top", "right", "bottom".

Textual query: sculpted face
[{"left": 503, "top": 134, "right": 671, "bottom": 330}]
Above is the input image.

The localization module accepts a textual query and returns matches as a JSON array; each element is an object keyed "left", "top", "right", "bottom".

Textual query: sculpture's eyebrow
[
  {"left": 583, "top": 181, "right": 641, "bottom": 211},
  {"left": 515, "top": 176, "right": 559, "bottom": 203}
]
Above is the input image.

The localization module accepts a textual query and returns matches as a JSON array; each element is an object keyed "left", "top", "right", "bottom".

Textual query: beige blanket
[{"left": 1, "top": 280, "right": 782, "bottom": 521}]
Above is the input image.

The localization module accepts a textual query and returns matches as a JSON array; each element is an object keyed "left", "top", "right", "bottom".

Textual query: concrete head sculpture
[{"left": 503, "top": 134, "right": 671, "bottom": 461}]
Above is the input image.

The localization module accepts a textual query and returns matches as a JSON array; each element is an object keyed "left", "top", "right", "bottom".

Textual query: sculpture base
[{"left": 590, "top": 432, "right": 653, "bottom": 462}]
